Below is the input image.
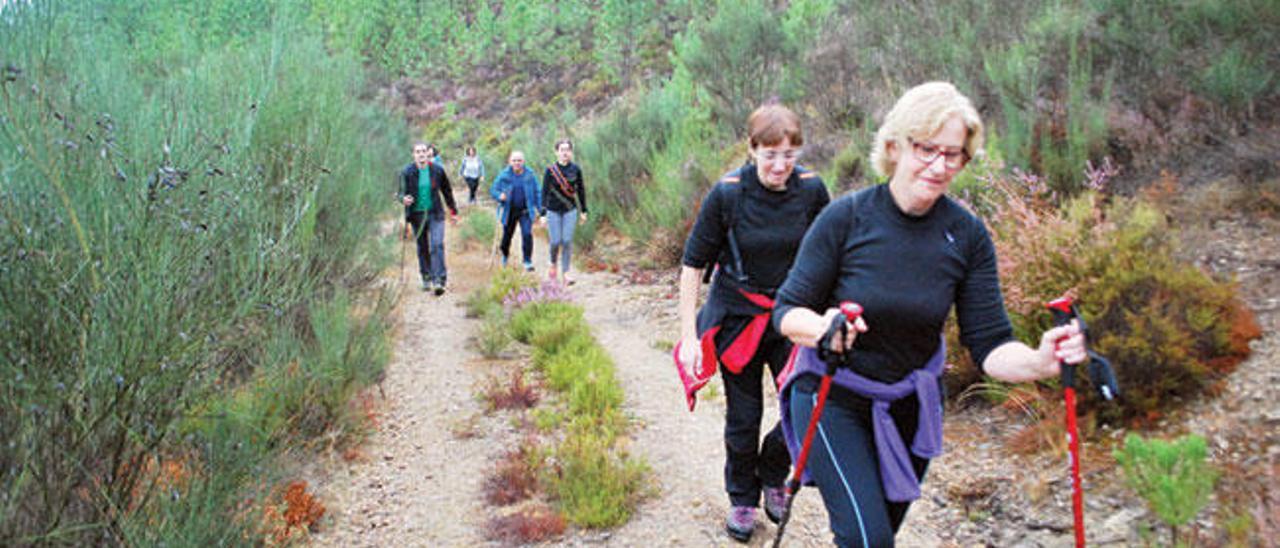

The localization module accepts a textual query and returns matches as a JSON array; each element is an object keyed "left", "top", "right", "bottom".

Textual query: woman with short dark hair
[{"left": 676, "top": 103, "right": 831, "bottom": 542}]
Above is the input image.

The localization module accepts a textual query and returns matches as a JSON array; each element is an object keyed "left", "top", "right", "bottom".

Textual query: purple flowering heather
[{"left": 502, "top": 279, "right": 574, "bottom": 310}]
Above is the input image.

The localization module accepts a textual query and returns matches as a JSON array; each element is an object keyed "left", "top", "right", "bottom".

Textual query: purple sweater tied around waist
[{"left": 778, "top": 338, "right": 946, "bottom": 502}]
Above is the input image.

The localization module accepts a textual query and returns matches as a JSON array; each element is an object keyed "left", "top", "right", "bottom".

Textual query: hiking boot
[
  {"left": 523, "top": 261, "right": 534, "bottom": 272},
  {"left": 421, "top": 278, "right": 432, "bottom": 291},
  {"left": 763, "top": 486, "right": 788, "bottom": 524},
  {"left": 724, "top": 506, "right": 756, "bottom": 542},
  {"left": 433, "top": 280, "right": 446, "bottom": 296},
  {"left": 501, "top": 255, "right": 509, "bottom": 268}
]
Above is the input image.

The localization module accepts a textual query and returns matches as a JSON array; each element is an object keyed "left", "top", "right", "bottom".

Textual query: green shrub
[
  {"left": 511, "top": 301, "right": 584, "bottom": 345},
  {"left": 547, "top": 431, "right": 649, "bottom": 527},
  {"left": 475, "top": 308, "right": 512, "bottom": 359},
  {"left": 0, "top": 2, "right": 403, "bottom": 543},
  {"left": 457, "top": 209, "right": 497, "bottom": 250},
  {"left": 1197, "top": 45, "right": 1274, "bottom": 112},
  {"left": 673, "top": 0, "right": 800, "bottom": 130},
  {"left": 1114, "top": 433, "right": 1219, "bottom": 545}
]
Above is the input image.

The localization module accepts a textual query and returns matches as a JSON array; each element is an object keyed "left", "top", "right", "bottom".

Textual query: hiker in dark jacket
[
  {"left": 490, "top": 150, "right": 541, "bottom": 271},
  {"left": 772, "top": 82, "right": 1087, "bottom": 547},
  {"left": 539, "top": 139, "right": 587, "bottom": 284},
  {"left": 401, "top": 142, "right": 459, "bottom": 295},
  {"left": 676, "top": 104, "right": 831, "bottom": 542}
]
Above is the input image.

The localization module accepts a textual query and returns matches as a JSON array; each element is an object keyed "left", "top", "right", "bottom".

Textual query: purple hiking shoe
[
  {"left": 763, "top": 486, "right": 788, "bottom": 524},
  {"left": 725, "top": 506, "right": 756, "bottom": 542}
]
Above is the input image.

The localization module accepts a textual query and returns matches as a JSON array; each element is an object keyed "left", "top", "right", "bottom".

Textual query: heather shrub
[
  {"left": 481, "top": 370, "right": 540, "bottom": 411},
  {"left": 484, "top": 504, "right": 566, "bottom": 545},
  {"left": 483, "top": 440, "right": 545, "bottom": 506},
  {"left": 466, "top": 267, "right": 537, "bottom": 319},
  {"left": 976, "top": 167, "right": 1261, "bottom": 423}
]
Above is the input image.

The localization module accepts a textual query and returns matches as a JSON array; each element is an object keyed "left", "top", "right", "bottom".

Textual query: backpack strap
[
  {"left": 549, "top": 163, "right": 576, "bottom": 198},
  {"left": 702, "top": 167, "right": 750, "bottom": 285}
]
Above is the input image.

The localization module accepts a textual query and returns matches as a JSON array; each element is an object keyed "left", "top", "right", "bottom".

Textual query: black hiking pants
[
  {"left": 499, "top": 206, "right": 533, "bottom": 264},
  {"left": 465, "top": 176, "right": 479, "bottom": 203},
  {"left": 720, "top": 325, "right": 792, "bottom": 508}
]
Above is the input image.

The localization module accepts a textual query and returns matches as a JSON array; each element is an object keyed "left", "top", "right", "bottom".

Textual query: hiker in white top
[{"left": 458, "top": 145, "right": 486, "bottom": 204}]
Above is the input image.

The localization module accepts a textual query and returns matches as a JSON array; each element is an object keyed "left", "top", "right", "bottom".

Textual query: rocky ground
[{"left": 305, "top": 191, "right": 1277, "bottom": 547}]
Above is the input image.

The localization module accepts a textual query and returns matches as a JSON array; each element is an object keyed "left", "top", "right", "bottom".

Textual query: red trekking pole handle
[
  {"left": 773, "top": 301, "right": 861, "bottom": 548},
  {"left": 1046, "top": 295, "right": 1086, "bottom": 548}
]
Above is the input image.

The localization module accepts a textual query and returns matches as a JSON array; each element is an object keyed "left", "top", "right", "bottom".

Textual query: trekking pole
[
  {"left": 399, "top": 221, "right": 410, "bottom": 286},
  {"left": 773, "top": 301, "right": 862, "bottom": 548},
  {"left": 488, "top": 211, "right": 501, "bottom": 269},
  {"left": 1045, "top": 296, "right": 1120, "bottom": 548}
]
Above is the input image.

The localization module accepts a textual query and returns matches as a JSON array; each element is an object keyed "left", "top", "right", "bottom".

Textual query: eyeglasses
[
  {"left": 908, "top": 138, "right": 970, "bottom": 169},
  {"left": 753, "top": 149, "right": 802, "bottom": 165}
]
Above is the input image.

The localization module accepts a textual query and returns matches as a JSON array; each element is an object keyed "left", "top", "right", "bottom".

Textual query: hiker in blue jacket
[
  {"left": 490, "top": 150, "right": 541, "bottom": 270},
  {"left": 401, "top": 142, "right": 459, "bottom": 295}
]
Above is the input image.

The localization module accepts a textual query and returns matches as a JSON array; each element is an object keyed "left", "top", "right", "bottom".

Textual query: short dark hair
[
  {"left": 555, "top": 139, "right": 573, "bottom": 151},
  {"left": 747, "top": 104, "right": 803, "bottom": 149}
]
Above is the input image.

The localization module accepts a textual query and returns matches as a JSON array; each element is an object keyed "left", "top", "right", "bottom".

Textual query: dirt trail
[{"left": 308, "top": 205, "right": 496, "bottom": 546}]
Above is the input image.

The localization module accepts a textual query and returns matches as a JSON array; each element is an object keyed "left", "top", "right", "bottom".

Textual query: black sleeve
[
  {"left": 956, "top": 219, "right": 1014, "bottom": 368},
  {"left": 437, "top": 166, "right": 458, "bottom": 214},
  {"left": 815, "top": 183, "right": 832, "bottom": 214},
  {"left": 772, "top": 197, "right": 850, "bottom": 331},
  {"left": 681, "top": 184, "right": 728, "bottom": 269},
  {"left": 401, "top": 166, "right": 415, "bottom": 220},
  {"left": 576, "top": 170, "right": 588, "bottom": 214}
]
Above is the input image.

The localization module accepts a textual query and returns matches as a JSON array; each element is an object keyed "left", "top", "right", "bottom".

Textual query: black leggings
[{"left": 788, "top": 381, "right": 929, "bottom": 548}]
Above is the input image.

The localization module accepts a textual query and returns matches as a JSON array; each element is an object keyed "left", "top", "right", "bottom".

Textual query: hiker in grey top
[{"left": 459, "top": 145, "right": 485, "bottom": 204}]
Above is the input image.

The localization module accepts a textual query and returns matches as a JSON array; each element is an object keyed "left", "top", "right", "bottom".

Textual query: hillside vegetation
[{"left": 2, "top": 1, "right": 404, "bottom": 544}]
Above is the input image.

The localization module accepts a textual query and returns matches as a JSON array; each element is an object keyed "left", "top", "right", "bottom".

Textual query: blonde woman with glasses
[{"left": 772, "top": 82, "right": 1088, "bottom": 547}]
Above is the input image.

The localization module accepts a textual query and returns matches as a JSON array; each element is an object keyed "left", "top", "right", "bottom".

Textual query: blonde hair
[{"left": 870, "top": 82, "right": 984, "bottom": 178}]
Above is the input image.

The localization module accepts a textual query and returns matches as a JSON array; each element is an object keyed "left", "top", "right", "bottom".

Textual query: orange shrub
[{"left": 965, "top": 168, "right": 1261, "bottom": 424}]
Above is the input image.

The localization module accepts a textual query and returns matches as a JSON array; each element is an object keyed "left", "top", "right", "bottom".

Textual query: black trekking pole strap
[{"left": 1045, "top": 296, "right": 1120, "bottom": 400}]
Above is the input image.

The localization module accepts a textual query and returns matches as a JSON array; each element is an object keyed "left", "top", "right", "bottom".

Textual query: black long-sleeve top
[
  {"left": 772, "top": 184, "right": 1014, "bottom": 384},
  {"left": 541, "top": 161, "right": 587, "bottom": 215},
  {"left": 682, "top": 165, "right": 831, "bottom": 291},
  {"left": 400, "top": 162, "right": 458, "bottom": 219}
]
